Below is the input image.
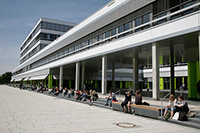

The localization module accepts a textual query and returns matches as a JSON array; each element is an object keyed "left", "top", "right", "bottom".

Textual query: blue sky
[{"left": 0, "top": 0, "right": 110, "bottom": 75}]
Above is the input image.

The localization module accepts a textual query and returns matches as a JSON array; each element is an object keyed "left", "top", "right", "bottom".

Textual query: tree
[{"left": 0, "top": 72, "right": 12, "bottom": 84}]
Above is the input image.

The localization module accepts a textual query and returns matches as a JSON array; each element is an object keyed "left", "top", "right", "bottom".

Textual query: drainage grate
[{"left": 116, "top": 123, "right": 136, "bottom": 128}]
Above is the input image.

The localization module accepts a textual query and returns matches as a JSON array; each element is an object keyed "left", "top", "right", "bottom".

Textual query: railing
[
  {"left": 114, "top": 89, "right": 121, "bottom": 102},
  {"left": 114, "top": 88, "right": 134, "bottom": 102},
  {"left": 160, "top": 91, "right": 171, "bottom": 118},
  {"left": 18, "top": 2, "right": 200, "bottom": 73}
]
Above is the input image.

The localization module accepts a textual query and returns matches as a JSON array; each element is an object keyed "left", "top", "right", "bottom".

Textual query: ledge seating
[{"left": 112, "top": 101, "right": 163, "bottom": 119}]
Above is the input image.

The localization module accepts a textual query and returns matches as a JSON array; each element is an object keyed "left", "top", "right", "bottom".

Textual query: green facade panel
[
  {"left": 188, "top": 61, "right": 199, "bottom": 99},
  {"left": 48, "top": 74, "right": 53, "bottom": 89},
  {"left": 160, "top": 78, "right": 164, "bottom": 90}
]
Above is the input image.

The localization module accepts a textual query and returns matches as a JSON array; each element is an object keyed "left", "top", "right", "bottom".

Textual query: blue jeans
[
  {"left": 165, "top": 107, "right": 176, "bottom": 112},
  {"left": 106, "top": 97, "right": 116, "bottom": 105}
]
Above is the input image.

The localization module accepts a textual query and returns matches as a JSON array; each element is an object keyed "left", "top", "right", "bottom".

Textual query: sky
[{"left": 0, "top": 0, "right": 110, "bottom": 75}]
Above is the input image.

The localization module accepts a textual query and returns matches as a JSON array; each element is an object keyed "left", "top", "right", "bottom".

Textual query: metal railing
[
  {"left": 16, "top": 2, "right": 200, "bottom": 74},
  {"left": 160, "top": 91, "right": 171, "bottom": 118}
]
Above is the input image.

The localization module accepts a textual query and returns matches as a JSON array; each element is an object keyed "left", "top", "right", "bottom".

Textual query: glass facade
[{"left": 20, "top": 20, "right": 74, "bottom": 64}]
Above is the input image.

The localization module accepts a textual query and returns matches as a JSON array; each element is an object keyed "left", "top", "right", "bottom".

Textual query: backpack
[
  {"left": 164, "top": 111, "right": 171, "bottom": 120},
  {"left": 178, "top": 111, "right": 188, "bottom": 121}
]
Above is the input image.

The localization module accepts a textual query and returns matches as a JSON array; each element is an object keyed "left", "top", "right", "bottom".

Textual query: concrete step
[
  {"left": 188, "top": 117, "right": 200, "bottom": 123},
  {"left": 91, "top": 102, "right": 112, "bottom": 110},
  {"left": 168, "top": 119, "right": 200, "bottom": 130}
]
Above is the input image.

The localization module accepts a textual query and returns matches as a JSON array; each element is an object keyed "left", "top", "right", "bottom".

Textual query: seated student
[
  {"left": 105, "top": 90, "right": 116, "bottom": 106},
  {"left": 175, "top": 96, "right": 189, "bottom": 121},
  {"left": 163, "top": 94, "right": 177, "bottom": 119},
  {"left": 175, "top": 96, "right": 189, "bottom": 112},
  {"left": 53, "top": 87, "right": 59, "bottom": 95},
  {"left": 68, "top": 88, "right": 72, "bottom": 98},
  {"left": 121, "top": 91, "right": 131, "bottom": 114},
  {"left": 48, "top": 86, "right": 56, "bottom": 94},
  {"left": 81, "top": 90, "right": 87, "bottom": 100},
  {"left": 135, "top": 90, "right": 150, "bottom": 106},
  {"left": 90, "top": 90, "right": 98, "bottom": 102},
  {"left": 63, "top": 87, "right": 68, "bottom": 97}
]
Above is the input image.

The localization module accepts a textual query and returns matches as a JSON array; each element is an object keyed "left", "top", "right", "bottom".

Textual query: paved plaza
[{"left": 0, "top": 85, "right": 199, "bottom": 133}]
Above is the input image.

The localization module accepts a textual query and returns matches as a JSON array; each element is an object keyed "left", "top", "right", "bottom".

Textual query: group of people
[
  {"left": 75, "top": 90, "right": 99, "bottom": 102},
  {"left": 105, "top": 90, "right": 150, "bottom": 113},
  {"left": 163, "top": 94, "right": 189, "bottom": 120},
  {"left": 121, "top": 90, "right": 150, "bottom": 114},
  {"left": 48, "top": 86, "right": 99, "bottom": 102}
]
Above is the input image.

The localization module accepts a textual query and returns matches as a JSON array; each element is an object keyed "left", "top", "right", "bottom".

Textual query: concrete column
[
  {"left": 112, "top": 63, "right": 115, "bottom": 90},
  {"left": 75, "top": 62, "right": 80, "bottom": 90},
  {"left": 133, "top": 52, "right": 139, "bottom": 93},
  {"left": 81, "top": 61, "right": 85, "bottom": 90},
  {"left": 59, "top": 66, "right": 63, "bottom": 89},
  {"left": 102, "top": 55, "right": 107, "bottom": 94},
  {"left": 152, "top": 43, "right": 160, "bottom": 100},
  {"left": 170, "top": 45, "right": 175, "bottom": 95}
]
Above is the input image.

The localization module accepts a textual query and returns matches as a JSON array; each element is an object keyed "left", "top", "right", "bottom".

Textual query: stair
[{"left": 91, "top": 98, "right": 113, "bottom": 110}]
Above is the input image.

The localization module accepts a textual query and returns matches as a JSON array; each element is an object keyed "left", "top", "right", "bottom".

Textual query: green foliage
[{"left": 0, "top": 72, "right": 12, "bottom": 84}]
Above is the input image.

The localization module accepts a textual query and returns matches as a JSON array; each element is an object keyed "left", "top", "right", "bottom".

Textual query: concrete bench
[
  {"left": 112, "top": 102, "right": 163, "bottom": 119},
  {"left": 112, "top": 102, "right": 123, "bottom": 111},
  {"left": 130, "top": 104, "right": 163, "bottom": 119}
]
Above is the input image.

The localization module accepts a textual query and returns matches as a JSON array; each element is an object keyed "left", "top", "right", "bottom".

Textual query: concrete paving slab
[{"left": 0, "top": 85, "right": 199, "bottom": 133}]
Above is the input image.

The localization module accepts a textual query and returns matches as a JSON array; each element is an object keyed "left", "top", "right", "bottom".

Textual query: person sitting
[
  {"left": 163, "top": 94, "right": 177, "bottom": 119},
  {"left": 63, "top": 87, "right": 68, "bottom": 97},
  {"left": 135, "top": 90, "right": 150, "bottom": 106},
  {"left": 175, "top": 96, "right": 189, "bottom": 121},
  {"left": 121, "top": 91, "right": 131, "bottom": 113},
  {"left": 53, "top": 87, "right": 59, "bottom": 95},
  {"left": 67, "top": 88, "right": 72, "bottom": 98},
  {"left": 175, "top": 96, "right": 189, "bottom": 112},
  {"left": 105, "top": 90, "right": 116, "bottom": 106},
  {"left": 90, "top": 90, "right": 98, "bottom": 102}
]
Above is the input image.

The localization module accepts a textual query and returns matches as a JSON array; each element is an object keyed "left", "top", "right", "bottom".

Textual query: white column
[
  {"left": 133, "top": 53, "right": 139, "bottom": 93},
  {"left": 59, "top": 66, "right": 63, "bottom": 88},
  {"left": 112, "top": 63, "right": 115, "bottom": 90},
  {"left": 152, "top": 43, "right": 160, "bottom": 100},
  {"left": 102, "top": 55, "right": 107, "bottom": 94},
  {"left": 81, "top": 61, "right": 85, "bottom": 90},
  {"left": 75, "top": 62, "right": 80, "bottom": 90},
  {"left": 59, "top": 66, "right": 63, "bottom": 89}
]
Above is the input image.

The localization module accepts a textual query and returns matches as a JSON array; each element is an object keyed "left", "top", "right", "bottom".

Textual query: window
[
  {"left": 143, "top": 13, "right": 150, "bottom": 24},
  {"left": 111, "top": 28, "right": 116, "bottom": 36},
  {"left": 89, "top": 39, "right": 93, "bottom": 45},
  {"left": 94, "top": 36, "right": 98, "bottom": 42},
  {"left": 124, "top": 22, "right": 131, "bottom": 31},
  {"left": 135, "top": 17, "right": 142, "bottom": 27},
  {"left": 118, "top": 25, "right": 124, "bottom": 33},
  {"left": 98, "top": 34, "right": 102, "bottom": 40},
  {"left": 105, "top": 31, "right": 110, "bottom": 38}
]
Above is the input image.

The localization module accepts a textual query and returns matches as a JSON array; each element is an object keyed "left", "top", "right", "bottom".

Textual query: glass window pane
[
  {"left": 124, "top": 22, "right": 130, "bottom": 31},
  {"left": 135, "top": 17, "right": 142, "bottom": 27},
  {"left": 143, "top": 13, "right": 150, "bottom": 24},
  {"left": 111, "top": 28, "right": 116, "bottom": 36},
  {"left": 105, "top": 31, "right": 110, "bottom": 38},
  {"left": 118, "top": 25, "right": 124, "bottom": 33}
]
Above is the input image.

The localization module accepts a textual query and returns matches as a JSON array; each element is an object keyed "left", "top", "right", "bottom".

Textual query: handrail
[
  {"left": 160, "top": 91, "right": 171, "bottom": 119},
  {"left": 31, "top": 2, "right": 200, "bottom": 69},
  {"left": 160, "top": 91, "right": 171, "bottom": 101},
  {"left": 114, "top": 89, "right": 121, "bottom": 102}
]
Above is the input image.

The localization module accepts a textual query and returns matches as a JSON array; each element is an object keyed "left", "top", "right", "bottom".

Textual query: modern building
[{"left": 12, "top": 0, "right": 200, "bottom": 100}]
